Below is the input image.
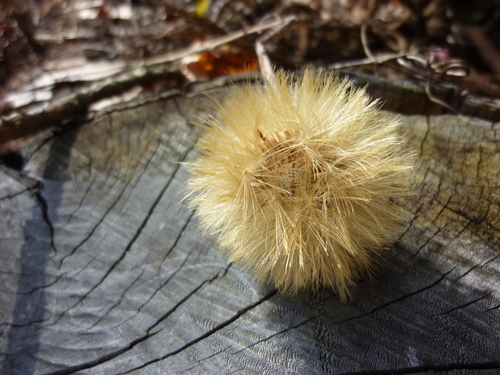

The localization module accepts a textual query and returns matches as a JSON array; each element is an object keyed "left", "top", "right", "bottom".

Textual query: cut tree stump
[{"left": 0, "top": 74, "right": 499, "bottom": 375}]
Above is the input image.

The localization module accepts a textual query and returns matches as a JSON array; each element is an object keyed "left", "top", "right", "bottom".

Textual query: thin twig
[
  {"left": 328, "top": 53, "right": 402, "bottom": 70},
  {"left": 255, "top": 40, "right": 276, "bottom": 87},
  {"left": 360, "top": 24, "right": 376, "bottom": 63},
  {"left": 254, "top": 15, "right": 296, "bottom": 87},
  {"left": 144, "top": 15, "right": 296, "bottom": 67},
  {"left": 425, "top": 79, "right": 458, "bottom": 114}
]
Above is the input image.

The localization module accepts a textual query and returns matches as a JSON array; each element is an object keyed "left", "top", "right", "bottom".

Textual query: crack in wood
[
  {"left": 116, "top": 289, "right": 278, "bottom": 374},
  {"left": 0, "top": 187, "right": 33, "bottom": 202},
  {"left": 448, "top": 219, "right": 471, "bottom": 243},
  {"left": 431, "top": 192, "right": 454, "bottom": 225},
  {"left": 35, "top": 183, "right": 57, "bottom": 254},
  {"left": 118, "top": 234, "right": 198, "bottom": 329},
  {"left": 483, "top": 304, "right": 500, "bottom": 314},
  {"left": 435, "top": 293, "right": 491, "bottom": 316},
  {"left": 231, "top": 313, "right": 321, "bottom": 356},
  {"left": 64, "top": 175, "right": 96, "bottom": 227},
  {"left": 225, "top": 267, "right": 462, "bottom": 367},
  {"left": 31, "top": 271, "right": 228, "bottom": 374},
  {"left": 396, "top": 203, "right": 424, "bottom": 241},
  {"left": 4, "top": 272, "right": 67, "bottom": 296},
  {"left": 0, "top": 318, "right": 47, "bottom": 329},
  {"left": 337, "top": 360, "right": 500, "bottom": 374},
  {"left": 159, "top": 211, "right": 194, "bottom": 268},
  {"left": 332, "top": 267, "right": 456, "bottom": 326},
  {"left": 446, "top": 203, "right": 490, "bottom": 227},
  {"left": 45, "top": 133, "right": 175, "bottom": 324},
  {"left": 416, "top": 162, "right": 432, "bottom": 196},
  {"left": 145, "top": 266, "right": 231, "bottom": 335},
  {"left": 57, "top": 161, "right": 137, "bottom": 269},
  {"left": 88, "top": 266, "right": 148, "bottom": 330},
  {"left": 456, "top": 253, "right": 499, "bottom": 282},
  {"left": 407, "top": 225, "right": 444, "bottom": 261},
  {"left": 418, "top": 116, "right": 430, "bottom": 158},
  {"left": 42, "top": 330, "right": 162, "bottom": 375},
  {"left": 45, "top": 178, "right": 140, "bottom": 325},
  {"left": 60, "top": 268, "right": 234, "bottom": 374}
]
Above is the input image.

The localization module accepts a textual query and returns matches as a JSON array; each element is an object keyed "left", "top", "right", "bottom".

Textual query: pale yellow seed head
[{"left": 187, "top": 69, "right": 414, "bottom": 300}]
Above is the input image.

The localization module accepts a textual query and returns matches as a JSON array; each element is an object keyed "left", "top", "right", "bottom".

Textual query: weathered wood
[{"left": 0, "top": 76, "right": 499, "bottom": 375}]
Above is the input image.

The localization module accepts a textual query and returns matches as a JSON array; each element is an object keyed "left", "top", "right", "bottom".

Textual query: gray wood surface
[{"left": 0, "top": 76, "right": 499, "bottom": 374}]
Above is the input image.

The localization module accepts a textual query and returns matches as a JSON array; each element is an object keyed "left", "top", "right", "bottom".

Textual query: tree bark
[{"left": 0, "top": 75, "right": 499, "bottom": 375}]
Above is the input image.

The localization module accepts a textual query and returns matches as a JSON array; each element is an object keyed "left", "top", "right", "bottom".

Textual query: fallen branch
[{"left": 0, "top": 15, "right": 295, "bottom": 150}]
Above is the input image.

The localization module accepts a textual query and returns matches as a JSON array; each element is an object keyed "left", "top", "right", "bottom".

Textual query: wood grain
[{"left": 0, "top": 77, "right": 499, "bottom": 375}]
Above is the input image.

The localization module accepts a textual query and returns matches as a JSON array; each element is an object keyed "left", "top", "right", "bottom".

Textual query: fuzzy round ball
[{"left": 187, "top": 69, "right": 414, "bottom": 300}]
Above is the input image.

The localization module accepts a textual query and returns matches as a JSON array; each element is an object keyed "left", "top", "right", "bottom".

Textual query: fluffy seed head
[{"left": 187, "top": 69, "right": 414, "bottom": 300}]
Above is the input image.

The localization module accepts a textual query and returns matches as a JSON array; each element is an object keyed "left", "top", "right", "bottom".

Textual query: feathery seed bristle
[{"left": 186, "top": 69, "right": 414, "bottom": 300}]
